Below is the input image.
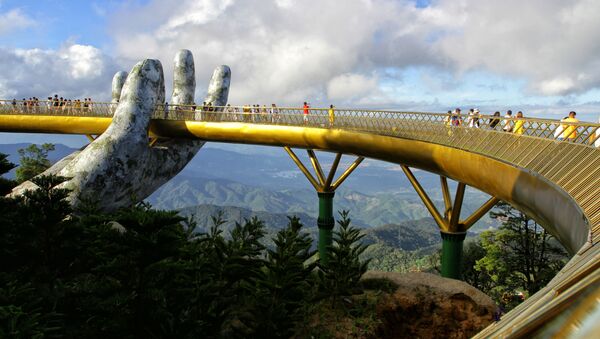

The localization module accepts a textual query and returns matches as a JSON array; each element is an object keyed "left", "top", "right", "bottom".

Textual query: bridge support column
[
  {"left": 318, "top": 191, "right": 335, "bottom": 265},
  {"left": 284, "top": 146, "right": 363, "bottom": 265},
  {"left": 440, "top": 231, "right": 466, "bottom": 279},
  {"left": 401, "top": 165, "right": 499, "bottom": 279}
]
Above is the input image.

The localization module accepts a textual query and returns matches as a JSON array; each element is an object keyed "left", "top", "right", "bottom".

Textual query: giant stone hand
[{"left": 10, "top": 50, "right": 231, "bottom": 211}]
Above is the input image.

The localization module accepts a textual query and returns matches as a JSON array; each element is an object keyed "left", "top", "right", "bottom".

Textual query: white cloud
[
  {"left": 108, "top": 0, "right": 435, "bottom": 105},
  {"left": 3, "top": 0, "right": 598, "bottom": 111},
  {"left": 0, "top": 8, "right": 34, "bottom": 35},
  {"left": 0, "top": 44, "right": 118, "bottom": 100},
  {"left": 107, "top": 0, "right": 600, "bottom": 104},
  {"left": 432, "top": 0, "right": 600, "bottom": 95},
  {"left": 327, "top": 73, "right": 378, "bottom": 101},
  {"left": 60, "top": 44, "right": 106, "bottom": 79}
]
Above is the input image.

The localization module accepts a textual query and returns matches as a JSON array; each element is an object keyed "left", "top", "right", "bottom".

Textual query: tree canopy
[
  {"left": 0, "top": 154, "right": 373, "bottom": 338},
  {"left": 15, "top": 143, "right": 55, "bottom": 183}
]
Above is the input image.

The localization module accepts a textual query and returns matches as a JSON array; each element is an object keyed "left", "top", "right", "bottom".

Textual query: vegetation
[
  {"left": 15, "top": 143, "right": 55, "bottom": 183},
  {"left": 0, "top": 153, "right": 375, "bottom": 338},
  {"left": 462, "top": 201, "right": 569, "bottom": 311},
  {"left": 0, "top": 153, "right": 16, "bottom": 194}
]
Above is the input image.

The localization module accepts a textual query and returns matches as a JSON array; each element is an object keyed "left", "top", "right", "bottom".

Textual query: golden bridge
[{"left": 1, "top": 100, "right": 599, "bottom": 337}]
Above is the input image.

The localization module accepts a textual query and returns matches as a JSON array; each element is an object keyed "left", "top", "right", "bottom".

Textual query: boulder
[{"left": 363, "top": 271, "right": 497, "bottom": 338}]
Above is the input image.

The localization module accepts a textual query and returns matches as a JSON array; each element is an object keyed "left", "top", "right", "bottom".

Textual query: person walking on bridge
[
  {"left": 328, "top": 104, "right": 335, "bottom": 127},
  {"left": 451, "top": 108, "right": 462, "bottom": 126},
  {"left": 513, "top": 111, "right": 525, "bottom": 135},
  {"left": 503, "top": 110, "right": 513, "bottom": 132},
  {"left": 562, "top": 111, "right": 579, "bottom": 141},
  {"left": 489, "top": 111, "right": 501, "bottom": 129},
  {"left": 303, "top": 101, "right": 310, "bottom": 124}
]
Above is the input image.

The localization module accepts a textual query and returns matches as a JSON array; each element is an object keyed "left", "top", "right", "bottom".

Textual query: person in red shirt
[{"left": 303, "top": 101, "right": 310, "bottom": 124}]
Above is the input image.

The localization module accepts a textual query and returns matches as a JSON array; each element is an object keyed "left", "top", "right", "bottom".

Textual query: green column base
[
  {"left": 317, "top": 191, "right": 335, "bottom": 266},
  {"left": 440, "top": 231, "right": 466, "bottom": 279}
]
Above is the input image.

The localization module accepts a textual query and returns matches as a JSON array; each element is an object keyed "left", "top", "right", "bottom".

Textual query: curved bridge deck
[{"left": 1, "top": 100, "right": 599, "bottom": 336}]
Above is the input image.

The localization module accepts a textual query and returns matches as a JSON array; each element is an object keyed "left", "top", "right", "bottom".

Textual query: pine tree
[
  {"left": 253, "top": 216, "right": 317, "bottom": 338},
  {"left": 15, "top": 143, "right": 55, "bottom": 183},
  {"left": 318, "top": 211, "right": 370, "bottom": 305},
  {"left": 0, "top": 153, "right": 16, "bottom": 194}
]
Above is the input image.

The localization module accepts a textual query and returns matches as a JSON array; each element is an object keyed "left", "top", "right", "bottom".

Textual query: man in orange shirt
[{"left": 303, "top": 101, "right": 310, "bottom": 124}]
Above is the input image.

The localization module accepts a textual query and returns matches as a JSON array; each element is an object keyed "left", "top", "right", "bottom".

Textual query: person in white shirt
[
  {"left": 468, "top": 108, "right": 481, "bottom": 128},
  {"left": 554, "top": 116, "right": 567, "bottom": 140},
  {"left": 502, "top": 110, "right": 513, "bottom": 132}
]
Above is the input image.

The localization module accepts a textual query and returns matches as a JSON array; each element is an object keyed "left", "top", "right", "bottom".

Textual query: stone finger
[
  {"left": 111, "top": 71, "right": 128, "bottom": 103},
  {"left": 110, "top": 59, "right": 165, "bottom": 140},
  {"left": 204, "top": 65, "right": 231, "bottom": 109},
  {"left": 171, "top": 49, "right": 195, "bottom": 105}
]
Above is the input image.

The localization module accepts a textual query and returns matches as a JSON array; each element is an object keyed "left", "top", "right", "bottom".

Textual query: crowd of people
[
  {"left": 3, "top": 96, "right": 599, "bottom": 146},
  {"left": 443, "top": 108, "right": 598, "bottom": 144},
  {"left": 7, "top": 95, "right": 95, "bottom": 114}
]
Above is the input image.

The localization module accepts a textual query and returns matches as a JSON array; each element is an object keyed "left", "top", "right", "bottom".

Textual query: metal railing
[{"left": 2, "top": 100, "right": 599, "bottom": 147}]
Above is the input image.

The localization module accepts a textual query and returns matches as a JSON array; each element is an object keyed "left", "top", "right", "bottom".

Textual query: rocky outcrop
[
  {"left": 363, "top": 271, "right": 497, "bottom": 339},
  {"left": 10, "top": 50, "right": 231, "bottom": 211}
]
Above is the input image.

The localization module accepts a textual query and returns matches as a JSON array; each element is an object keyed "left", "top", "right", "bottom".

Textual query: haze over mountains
[{"left": 0, "top": 142, "right": 498, "bottom": 232}]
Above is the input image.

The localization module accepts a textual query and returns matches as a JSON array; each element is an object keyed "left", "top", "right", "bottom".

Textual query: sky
[{"left": 1, "top": 0, "right": 600, "bottom": 148}]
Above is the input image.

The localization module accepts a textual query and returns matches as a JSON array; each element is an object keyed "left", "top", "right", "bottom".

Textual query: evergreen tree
[
  {"left": 472, "top": 201, "right": 568, "bottom": 310},
  {"left": 318, "top": 211, "right": 370, "bottom": 304},
  {"left": 253, "top": 216, "right": 317, "bottom": 338},
  {"left": 0, "top": 153, "right": 16, "bottom": 194},
  {"left": 15, "top": 143, "right": 55, "bottom": 183}
]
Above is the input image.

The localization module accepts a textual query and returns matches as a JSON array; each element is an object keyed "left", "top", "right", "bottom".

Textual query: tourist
[
  {"left": 513, "top": 111, "right": 525, "bottom": 135},
  {"left": 328, "top": 104, "right": 335, "bottom": 127},
  {"left": 225, "top": 104, "right": 235, "bottom": 121},
  {"left": 451, "top": 108, "right": 462, "bottom": 126},
  {"left": 261, "top": 104, "right": 268, "bottom": 123},
  {"left": 303, "top": 101, "right": 310, "bottom": 124},
  {"left": 164, "top": 101, "right": 169, "bottom": 119},
  {"left": 467, "top": 108, "right": 475, "bottom": 127},
  {"left": 468, "top": 108, "right": 480, "bottom": 128},
  {"left": 489, "top": 112, "right": 501, "bottom": 129},
  {"left": 502, "top": 110, "right": 513, "bottom": 132},
  {"left": 444, "top": 110, "right": 452, "bottom": 126},
  {"left": 555, "top": 116, "right": 568, "bottom": 141},
  {"left": 562, "top": 111, "right": 579, "bottom": 141},
  {"left": 270, "top": 103, "right": 279, "bottom": 123}
]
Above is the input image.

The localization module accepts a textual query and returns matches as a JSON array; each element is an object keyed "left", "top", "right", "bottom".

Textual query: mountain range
[{"left": 0, "top": 142, "right": 499, "bottom": 232}]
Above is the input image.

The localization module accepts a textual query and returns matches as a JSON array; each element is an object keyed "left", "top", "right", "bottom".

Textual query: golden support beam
[
  {"left": 284, "top": 148, "right": 364, "bottom": 193},
  {"left": 331, "top": 156, "right": 364, "bottom": 190},
  {"left": 403, "top": 166, "right": 501, "bottom": 233},
  {"left": 440, "top": 176, "right": 452, "bottom": 219},
  {"left": 283, "top": 146, "right": 321, "bottom": 191},
  {"left": 85, "top": 134, "right": 96, "bottom": 142},
  {"left": 449, "top": 182, "right": 466, "bottom": 230},
  {"left": 461, "top": 196, "right": 500, "bottom": 229},
  {"left": 324, "top": 153, "right": 342, "bottom": 189},
  {"left": 307, "top": 149, "right": 326, "bottom": 187},
  {"left": 149, "top": 137, "right": 159, "bottom": 147},
  {"left": 401, "top": 165, "right": 448, "bottom": 231}
]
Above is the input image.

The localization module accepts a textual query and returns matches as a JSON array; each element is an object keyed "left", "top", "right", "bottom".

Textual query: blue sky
[{"left": 0, "top": 0, "right": 599, "bottom": 146}]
